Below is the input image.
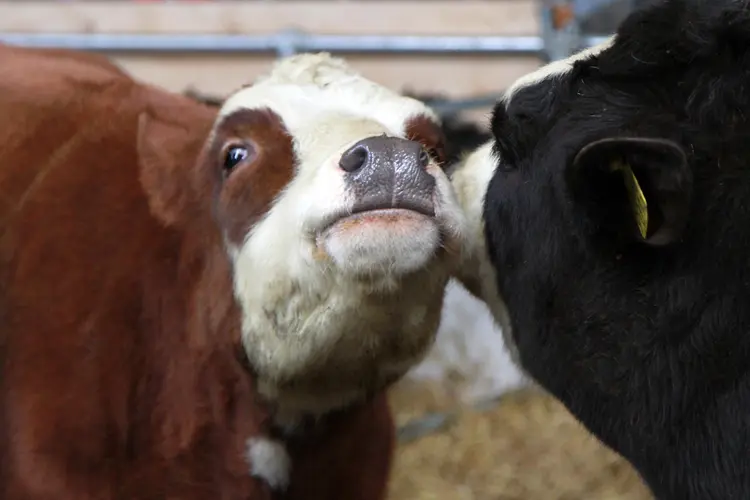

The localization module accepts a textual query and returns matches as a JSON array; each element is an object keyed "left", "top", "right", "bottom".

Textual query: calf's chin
[{"left": 318, "top": 209, "right": 441, "bottom": 278}]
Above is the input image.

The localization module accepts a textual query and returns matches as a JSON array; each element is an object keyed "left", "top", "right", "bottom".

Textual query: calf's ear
[
  {"left": 137, "top": 100, "right": 214, "bottom": 226},
  {"left": 567, "top": 137, "right": 692, "bottom": 246}
]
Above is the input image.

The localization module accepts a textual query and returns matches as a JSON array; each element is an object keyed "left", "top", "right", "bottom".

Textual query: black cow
[{"left": 451, "top": 1, "right": 750, "bottom": 499}]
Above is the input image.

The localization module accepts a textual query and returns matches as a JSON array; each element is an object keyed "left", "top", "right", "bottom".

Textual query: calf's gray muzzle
[{"left": 339, "top": 136, "right": 436, "bottom": 217}]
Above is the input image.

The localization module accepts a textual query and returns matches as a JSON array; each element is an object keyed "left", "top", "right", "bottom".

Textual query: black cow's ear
[{"left": 566, "top": 137, "right": 692, "bottom": 246}]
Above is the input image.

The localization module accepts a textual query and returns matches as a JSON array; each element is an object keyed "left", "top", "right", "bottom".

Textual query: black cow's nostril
[
  {"left": 419, "top": 149, "right": 430, "bottom": 168},
  {"left": 339, "top": 144, "right": 369, "bottom": 172}
]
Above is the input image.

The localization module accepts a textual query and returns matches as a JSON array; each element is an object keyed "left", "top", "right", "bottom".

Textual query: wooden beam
[
  {"left": 0, "top": 1, "right": 539, "bottom": 36},
  {"left": 114, "top": 52, "right": 540, "bottom": 102},
  {"left": 0, "top": 1, "right": 544, "bottom": 121}
]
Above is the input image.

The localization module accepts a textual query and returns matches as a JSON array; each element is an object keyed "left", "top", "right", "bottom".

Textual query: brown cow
[{"left": 0, "top": 45, "right": 467, "bottom": 499}]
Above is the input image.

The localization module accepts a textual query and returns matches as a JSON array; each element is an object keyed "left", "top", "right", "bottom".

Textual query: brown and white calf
[{"left": 0, "top": 46, "right": 466, "bottom": 500}]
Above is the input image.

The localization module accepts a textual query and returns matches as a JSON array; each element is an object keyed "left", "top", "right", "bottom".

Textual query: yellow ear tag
[{"left": 612, "top": 160, "right": 648, "bottom": 239}]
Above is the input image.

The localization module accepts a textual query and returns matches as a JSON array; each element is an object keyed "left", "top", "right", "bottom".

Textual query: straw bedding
[{"left": 386, "top": 380, "right": 654, "bottom": 500}]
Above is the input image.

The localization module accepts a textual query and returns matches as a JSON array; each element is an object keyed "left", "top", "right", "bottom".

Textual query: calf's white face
[{"left": 211, "top": 53, "right": 467, "bottom": 422}]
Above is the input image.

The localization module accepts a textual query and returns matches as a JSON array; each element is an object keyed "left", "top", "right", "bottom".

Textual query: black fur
[{"left": 481, "top": 1, "right": 750, "bottom": 498}]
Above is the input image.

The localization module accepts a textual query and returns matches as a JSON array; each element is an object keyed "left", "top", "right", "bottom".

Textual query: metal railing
[
  {"left": 0, "top": 0, "right": 635, "bottom": 117},
  {"left": 0, "top": 30, "right": 611, "bottom": 58}
]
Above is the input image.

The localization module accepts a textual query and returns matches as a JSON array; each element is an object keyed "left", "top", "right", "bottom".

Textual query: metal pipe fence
[
  {"left": 0, "top": 0, "right": 636, "bottom": 115},
  {"left": 0, "top": 31, "right": 611, "bottom": 58}
]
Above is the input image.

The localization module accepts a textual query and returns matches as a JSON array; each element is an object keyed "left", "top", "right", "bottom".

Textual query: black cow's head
[{"left": 450, "top": 1, "right": 750, "bottom": 497}]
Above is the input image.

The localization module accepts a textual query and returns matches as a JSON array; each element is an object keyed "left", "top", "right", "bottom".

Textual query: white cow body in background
[{"left": 406, "top": 278, "right": 530, "bottom": 404}]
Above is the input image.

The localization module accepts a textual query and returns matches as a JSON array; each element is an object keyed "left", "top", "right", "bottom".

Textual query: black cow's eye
[
  {"left": 497, "top": 162, "right": 515, "bottom": 173},
  {"left": 492, "top": 141, "right": 517, "bottom": 173},
  {"left": 223, "top": 145, "right": 249, "bottom": 175}
]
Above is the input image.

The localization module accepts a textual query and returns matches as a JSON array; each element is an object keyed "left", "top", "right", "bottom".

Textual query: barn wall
[{"left": 0, "top": 0, "right": 544, "bottom": 112}]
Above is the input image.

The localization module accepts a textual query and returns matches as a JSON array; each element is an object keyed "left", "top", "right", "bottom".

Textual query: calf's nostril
[{"left": 339, "top": 144, "right": 369, "bottom": 172}]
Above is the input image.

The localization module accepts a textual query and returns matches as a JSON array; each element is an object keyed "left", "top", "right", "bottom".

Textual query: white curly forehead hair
[
  {"left": 225, "top": 52, "right": 437, "bottom": 133},
  {"left": 209, "top": 53, "right": 467, "bottom": 423}
]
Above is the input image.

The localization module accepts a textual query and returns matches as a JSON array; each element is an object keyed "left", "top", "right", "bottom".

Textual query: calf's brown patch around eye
[
  {"left": 405, "top": 114, "right": 448, "bottom": 169},
  {"left": 212, "top": 108, "right": 297, "bottom": 246}
]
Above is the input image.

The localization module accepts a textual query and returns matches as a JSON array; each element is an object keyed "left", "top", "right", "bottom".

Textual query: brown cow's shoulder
[
  {"left": 0, "top": 46, "right": 136, "bottom": 226},
  {"left": 0, "top": 47, "right": 272, "bottom": 499}
]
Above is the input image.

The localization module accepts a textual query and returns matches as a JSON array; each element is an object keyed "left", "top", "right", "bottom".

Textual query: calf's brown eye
[{"left": 223, "top": 145, "right": 251, "bottom": 175}]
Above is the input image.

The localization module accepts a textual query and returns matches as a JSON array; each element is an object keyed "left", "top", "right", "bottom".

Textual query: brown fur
[
  {"left": 0, "top": 43, "right": 272, "bottom": 499},
  {"left": 209, "top": 109, "right": 297, "bottom": 246},
  {"left": 405, "top": 114, "right": 448, "bottom": 169},
  {"left": 280, "top": 393, "right": 395, "bottom": 500},
  {"left": 0, "top": 44, "right": 395, "bottom": 500}
]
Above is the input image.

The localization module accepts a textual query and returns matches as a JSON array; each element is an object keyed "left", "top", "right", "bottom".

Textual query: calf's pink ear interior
[{"left": 568, "top": 136, "right": 692, "bottom": 246}]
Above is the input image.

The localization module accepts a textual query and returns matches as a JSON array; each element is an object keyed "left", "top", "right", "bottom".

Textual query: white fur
[
  {"left": 503, "top": 35, "right": 616, "bottom": 104},
  {"left": 407, "top": 278, "right": 530, "bottom": 403},
  {"left": 216, "top": 53, "right": 468, "bottom": 422},
  {"left": 246, "top": 437, "right": 291, "bottom": 490},
  {"left": 450, "top": 141, "right": 519, "bottom": 366}
]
